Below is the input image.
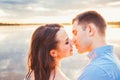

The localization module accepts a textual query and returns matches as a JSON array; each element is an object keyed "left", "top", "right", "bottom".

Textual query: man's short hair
[{"left": 72, "top": 11, "right": 107, "bottom": 35}]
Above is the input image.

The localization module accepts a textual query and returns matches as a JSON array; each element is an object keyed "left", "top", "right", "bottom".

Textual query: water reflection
[{"left": 0, "top": 25, "right": 120, "bottom": 80}]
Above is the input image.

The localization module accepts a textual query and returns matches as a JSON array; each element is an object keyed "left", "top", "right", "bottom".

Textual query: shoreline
[{"left": 0, "top": 22, "right": 120, "bottom": 28}]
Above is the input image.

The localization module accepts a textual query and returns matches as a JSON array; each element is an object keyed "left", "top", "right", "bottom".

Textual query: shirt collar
[{"left": 88, "top": 45, "right": 113, "bottom": 60}]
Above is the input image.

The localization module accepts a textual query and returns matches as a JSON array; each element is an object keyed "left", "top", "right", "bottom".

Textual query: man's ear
[
  {"left": 50, "top": 49, "right": 57, "bottom": 57},
  {"left": 86, "top": 23, "right": 95, "bottom": 36}
]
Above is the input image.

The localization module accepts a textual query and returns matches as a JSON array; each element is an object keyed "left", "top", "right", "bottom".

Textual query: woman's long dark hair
[{"left": 26, "top": 24, "right": 63, "bottom": 80}]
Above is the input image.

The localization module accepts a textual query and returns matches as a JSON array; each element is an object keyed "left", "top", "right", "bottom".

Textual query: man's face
[{"left": 72, "top": 21, "right": 91, "bottom": 54}]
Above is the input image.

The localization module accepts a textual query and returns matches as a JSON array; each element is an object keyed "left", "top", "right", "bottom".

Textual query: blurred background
[{"left": 0, "top": 0, "right": 120, "bottom": 80}]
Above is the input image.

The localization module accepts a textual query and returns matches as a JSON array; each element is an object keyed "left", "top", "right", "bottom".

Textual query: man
[{"left": 72, "top": 10, "right": 120, "bottom": 80}]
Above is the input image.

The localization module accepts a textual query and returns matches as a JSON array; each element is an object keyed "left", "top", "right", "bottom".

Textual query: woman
[{"left": 25, "top": 24, "right": 73, "bottom": 80}]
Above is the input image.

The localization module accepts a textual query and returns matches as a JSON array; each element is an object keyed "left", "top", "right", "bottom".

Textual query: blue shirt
[{"left": 78, "top": 45, "right": 120, "bottom": 80}]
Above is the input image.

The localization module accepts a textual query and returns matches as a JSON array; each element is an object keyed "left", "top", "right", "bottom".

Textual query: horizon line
[{"left": 0, "top": 21, "right": 120, "bottom": 28}]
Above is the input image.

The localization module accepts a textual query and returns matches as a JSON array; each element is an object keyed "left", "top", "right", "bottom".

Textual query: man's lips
[{"left": 75, "top": 44, "right": 78, "bottom": 49}]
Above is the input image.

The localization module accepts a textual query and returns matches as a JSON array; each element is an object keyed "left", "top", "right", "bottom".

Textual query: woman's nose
[{"left": 69, "top": 39, "right": 73, "bottom": 45}]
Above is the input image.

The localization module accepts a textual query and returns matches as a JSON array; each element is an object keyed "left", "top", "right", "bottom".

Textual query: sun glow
[{"left": 0, "top": 7, "right": 120, "bottom": 23}]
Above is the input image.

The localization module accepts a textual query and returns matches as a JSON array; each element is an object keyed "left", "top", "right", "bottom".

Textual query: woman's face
[{"left": 54, "top": 28, "right": 73, "bottom": 59}]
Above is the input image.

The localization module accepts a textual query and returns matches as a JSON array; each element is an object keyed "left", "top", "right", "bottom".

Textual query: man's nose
[{"left": 72, "top": 36, "right": 76, "bottom": 44}]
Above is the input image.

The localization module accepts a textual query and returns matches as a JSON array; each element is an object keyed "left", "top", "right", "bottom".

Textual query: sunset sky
[{"left": 0, "top": 0, "right": 120, "bottom": 23}]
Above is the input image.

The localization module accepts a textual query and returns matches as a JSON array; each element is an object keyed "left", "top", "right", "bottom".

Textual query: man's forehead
[
  {"left": 73, "top": 20, "right": 79, "bottom": 25},
  {"left": 72, "top": 21, "right": 79, "bottom": 29}
]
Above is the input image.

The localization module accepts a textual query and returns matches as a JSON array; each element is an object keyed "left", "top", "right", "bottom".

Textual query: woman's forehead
[{"left": 56, "top": 28, "right": 68, "bottom": 41}]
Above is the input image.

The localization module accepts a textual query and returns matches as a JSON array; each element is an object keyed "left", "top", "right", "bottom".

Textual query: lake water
[{"left": 0, "top": 25, "right": 120, "bottom": 80}]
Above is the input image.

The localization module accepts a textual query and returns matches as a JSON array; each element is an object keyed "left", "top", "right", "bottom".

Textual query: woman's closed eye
[
  {"left": 65, "top": 41, "right": 69, "bottom": 44},
  {"left": 65, "top": 37, "right": 70, "bottom": 45}
]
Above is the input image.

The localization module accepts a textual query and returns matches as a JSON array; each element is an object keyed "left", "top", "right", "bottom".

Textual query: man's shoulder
[
  {"left": 78, "top": 61, "right": 120, "bottom": 80},
  {"left": 84, "top": 64, "right": 107, "bottom": 73},
  {"left": 91, "top": 55, "right": 120, "bottom": 71},
  {"left": 78, "top": 65, "right": 110, "bottom": 80}
]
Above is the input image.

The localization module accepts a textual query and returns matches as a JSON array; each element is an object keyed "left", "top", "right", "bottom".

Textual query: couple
[{"left": 25, "top": 11, "right": 120, "bottom": 80}]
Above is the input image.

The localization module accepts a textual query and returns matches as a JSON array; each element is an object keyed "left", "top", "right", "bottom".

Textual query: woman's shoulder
[
  {"left": 29, "top": 71, "right": 34, "bottom": 80},
  {"left": 54, "top": 68, "right": 70, "bottom": 80},
  {"left": 55, "top": 74, "right": 70, "bottom": 80}
]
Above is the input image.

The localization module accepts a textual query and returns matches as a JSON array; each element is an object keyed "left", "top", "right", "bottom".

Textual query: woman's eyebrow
[{"left": 65, "top": 37, "right": 69, "bottom": 41}]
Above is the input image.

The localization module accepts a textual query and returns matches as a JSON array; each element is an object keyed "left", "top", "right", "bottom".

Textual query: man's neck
[{"left": 91, "top": 38, "right": 107, "bottom": 51}]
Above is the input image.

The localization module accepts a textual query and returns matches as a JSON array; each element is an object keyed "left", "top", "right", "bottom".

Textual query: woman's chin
[
  {"left": 66, "top": 52, "right": 73, "bottom": 57},
  {"left": 77, "top": 49, "right": 83, "bottom": 54},
  {"left": 69, "top": 52, "right": 73, "bottom": 56}
]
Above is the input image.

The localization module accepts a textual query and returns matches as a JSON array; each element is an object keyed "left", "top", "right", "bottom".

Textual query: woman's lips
[{"left": 70, "top": 47, "right": 73, "bottom": 52}]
